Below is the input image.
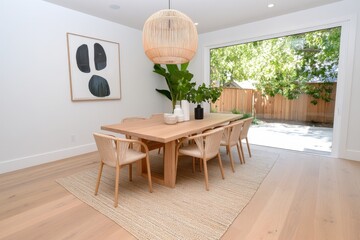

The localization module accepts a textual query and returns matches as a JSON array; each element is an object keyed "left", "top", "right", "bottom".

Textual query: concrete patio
[{"left": 248, "top": 121, "right": 333, "bottom": 154}]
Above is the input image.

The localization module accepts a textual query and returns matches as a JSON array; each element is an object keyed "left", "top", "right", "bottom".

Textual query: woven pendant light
[{"left": 142, "top": 1, "right": 198, "bottom": 64}]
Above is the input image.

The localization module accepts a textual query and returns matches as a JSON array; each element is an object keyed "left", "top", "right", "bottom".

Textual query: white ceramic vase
[
  {"left": 181, "top": 100, "right": 190, "bottom": 121},
  {"left": 173, "top": 104, "right": 184, "bottom": 122}
]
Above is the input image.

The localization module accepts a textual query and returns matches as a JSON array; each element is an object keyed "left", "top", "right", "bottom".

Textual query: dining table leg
[
  {"left": 163, "top": 140, "right": 176, "bottom": 188},
  {"left": 137, "top": 139, "right": 176, "bottom": 188}
]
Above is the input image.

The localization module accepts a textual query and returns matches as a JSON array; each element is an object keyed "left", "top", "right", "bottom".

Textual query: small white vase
[
  {"left": 181, "top": 100, "right": 190, "bottom": 121},
  {"left": 173, "top": 104, "right": 184, "bottom": 122}
]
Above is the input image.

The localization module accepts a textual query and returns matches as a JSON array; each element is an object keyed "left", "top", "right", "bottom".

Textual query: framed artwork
[{"left": 66, "top": 33, "right": 121, "bottom": 101}]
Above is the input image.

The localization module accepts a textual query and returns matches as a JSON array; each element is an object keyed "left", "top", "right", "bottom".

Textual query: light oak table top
[{"left": 101, "top": 113, "right": 242, "bottom": 187}]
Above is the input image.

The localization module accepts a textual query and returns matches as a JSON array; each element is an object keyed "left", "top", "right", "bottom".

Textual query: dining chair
[
  {"left": 122, "top": 117, "right": 164, "bottom": 154},
  {"left": 239, "top": 117, "right": 253, "bottom": 162},
  {"left": 93, "top": 133, "right": 153, "bottom": 207},
  {"left": 220, "top": 120, "right": 245, "bottom": 172},
  {"left": 175, "top": 127, "right": 225, "bottom": 191}
]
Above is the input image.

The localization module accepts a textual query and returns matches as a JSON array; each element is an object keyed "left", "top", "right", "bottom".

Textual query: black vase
[{"left": 194, "top": 104, "right": 204, "bottom": 119}]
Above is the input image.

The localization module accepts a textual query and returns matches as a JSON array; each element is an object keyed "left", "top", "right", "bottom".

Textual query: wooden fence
[{"left": 211, "top": 83, "right": 336, "bottom": 124}]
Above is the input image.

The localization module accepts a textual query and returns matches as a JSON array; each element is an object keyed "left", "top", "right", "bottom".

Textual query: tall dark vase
[{"left": 194, "top": 104, "right": 204, "bottom": 119}]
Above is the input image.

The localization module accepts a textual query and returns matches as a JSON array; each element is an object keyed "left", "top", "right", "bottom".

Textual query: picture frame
[{"left": 66, "top": 33, "right": 121, "bottom": 101}]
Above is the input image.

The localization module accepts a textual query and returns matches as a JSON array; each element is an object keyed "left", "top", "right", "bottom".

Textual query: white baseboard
[
  {"left": 342, "top": 149, "right": 360, "bottom": 161},
  {"left": 0, "top": 143, "right": 97, "bottom": 174}
]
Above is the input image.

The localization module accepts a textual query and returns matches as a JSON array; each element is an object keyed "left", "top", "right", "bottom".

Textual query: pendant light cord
[{"left": 168, "top": 0, "right": 171, "bottom": 29}]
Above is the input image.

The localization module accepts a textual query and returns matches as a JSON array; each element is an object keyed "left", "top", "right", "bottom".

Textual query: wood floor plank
[
  {"left": 244, "top": 155, "right": 304, "bottom": 239},
  {"left": 222, "top": 148, "right": 360, "bottom": 240},
  {"left": 0, "top": 195, "right": 81, "bottom": 239}
]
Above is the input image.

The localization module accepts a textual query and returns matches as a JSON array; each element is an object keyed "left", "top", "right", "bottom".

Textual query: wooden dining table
[{"left": 101, "top": 113, "right": 242, "bottom": 188}]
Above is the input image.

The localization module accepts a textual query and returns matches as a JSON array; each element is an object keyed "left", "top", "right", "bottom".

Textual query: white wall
[
  {"left": 192, "top": 0, "right": 360, "bottom": 161},
  {"left": 0, "top": 0, "right": 166, "bottom": 173}
]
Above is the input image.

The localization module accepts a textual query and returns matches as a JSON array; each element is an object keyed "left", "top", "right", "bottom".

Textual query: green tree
[
  {"left": 295, "top": 27, "right": 340, "bottom": 104},
  {"left": 210, "top": 27, "right": 341, "bottom": 104}
]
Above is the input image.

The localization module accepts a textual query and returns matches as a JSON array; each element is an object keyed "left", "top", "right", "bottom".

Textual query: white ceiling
[{"left": 43, "top": 0, "right": 342, "bottom": 34}]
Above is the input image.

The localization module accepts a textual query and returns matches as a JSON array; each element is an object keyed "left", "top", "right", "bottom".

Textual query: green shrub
[
  {"left": 231, "top": 109, "right": 241, "bottom": 114},
  {"left": 230, "top": 111, "right": 260, "bottom": 124},
  {"left": 238, "top": 113, "right": 260, "bottom": 125},
  {"left": 252, "top": 117, "right": 260, "bottom": 125},
  {"left": 240, "top": 113, "right": 252, "bottom": 119}
]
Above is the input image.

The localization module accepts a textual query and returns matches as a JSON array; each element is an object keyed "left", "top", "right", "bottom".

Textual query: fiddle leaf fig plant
[{"left": 154, "top": 63, "right": 195, "bottom": 109}]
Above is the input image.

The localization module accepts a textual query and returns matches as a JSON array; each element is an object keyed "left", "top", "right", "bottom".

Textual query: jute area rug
[{"left": 57, "top": 148, "right": 278, "bottom": 240}]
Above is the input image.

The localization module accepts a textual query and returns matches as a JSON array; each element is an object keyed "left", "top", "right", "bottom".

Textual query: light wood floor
[{"left": 0, "top": 146, "right": 359, "bottom": 240}]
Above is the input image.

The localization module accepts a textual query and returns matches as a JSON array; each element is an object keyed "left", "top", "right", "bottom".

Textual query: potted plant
[
  {"left": 189, "top": 83, "right": 222, "bottom": 119},
  {"left": 153, "top": 63, "right": 195, "bottom": 110}
]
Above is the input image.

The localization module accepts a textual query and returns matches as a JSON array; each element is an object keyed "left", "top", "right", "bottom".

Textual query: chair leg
[
  {"left": 175, "top": 151, "right": 179, "bottom": 183},
  {"left": 162, "top": 147, "right": 165, "bottom": 165},
  {"left": 203, "top": 158, "right": 209, "bottom": 191},
  {"left": 192, "top": 157, "right": 196, "bottom": 173},
  {"left": 246, "top": 137, "right": 252, "bottom": 157},
  {"left": 236, "top": 142, "right": 244, "bottom": 164},
  {"left": 239, "top": 140, "right": 245, "bottom": 164},
  {"left": 128, "top": 164, "right": 132, "bottom": 181},
  {"left": 94, "top": 162, "right": 104, "bottom": 195},
  {"left": 175, "top": 152, "right": 178, "bottom": 171},
  {"left": 227, "top": 145, "right": 235, "bottom": 172},
  {"left": 217, "top": 153, "right": 225, "bottom": 179},
  {"left": 145, "top": 155, "right": 153, "bottom": 193},
  {"left": 114, "top": 165, "right": 120, "bottom": 207}
]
